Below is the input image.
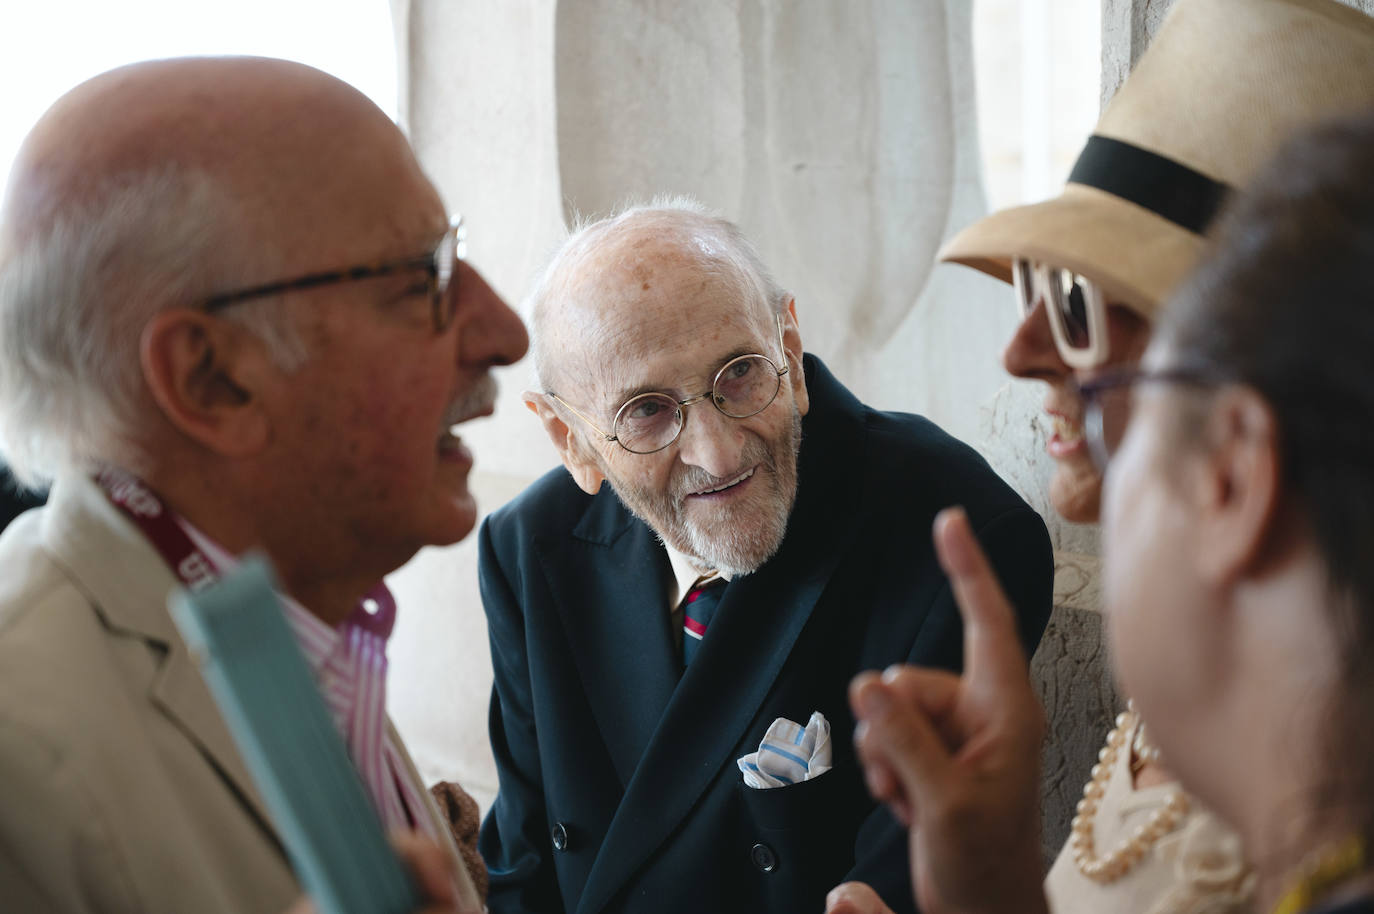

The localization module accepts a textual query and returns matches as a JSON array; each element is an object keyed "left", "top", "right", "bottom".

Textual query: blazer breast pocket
[
  {"left": 737, "top": 762, "right": 871, "bottom": 906},
  {"left": 739, "top": 759, "right": 865, "bottom": 834}
]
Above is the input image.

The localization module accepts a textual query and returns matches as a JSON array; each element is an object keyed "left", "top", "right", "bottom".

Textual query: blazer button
[
  {"left": 750, "top": 842, "right": 777, "bottom": 873},
  {"left": 551, "top": 822, "right": 570, "bottom": 852}
]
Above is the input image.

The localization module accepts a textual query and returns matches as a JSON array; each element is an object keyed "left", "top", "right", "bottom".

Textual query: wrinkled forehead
[{"left": 550, "top": 233, "right": 777, "bottom": 410}]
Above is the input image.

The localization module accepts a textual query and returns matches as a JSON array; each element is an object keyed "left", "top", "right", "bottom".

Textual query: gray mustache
[{"left": 445, "top": 373, "right": 498, "bottom": 426}]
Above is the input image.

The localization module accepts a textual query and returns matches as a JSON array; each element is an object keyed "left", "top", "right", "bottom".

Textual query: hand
[
  {"left": 826, "top": 881, "right": 898, "bottom": 914},
  {"left": 283, "top": 830, "right": 481, "bottom": 914},
  {"left": 849, "top": 507, "right": 1048, "bottom": 914}
]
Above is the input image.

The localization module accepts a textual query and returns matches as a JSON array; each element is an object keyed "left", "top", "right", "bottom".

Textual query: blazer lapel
[
  {"left": 43, "top": 475, "right": 281, "bottom": 846},
  {"left": 575, "top": 357, "right": 868, "bottom": 914},
  {"left": 540, "top": 487, "right": 680, "bottom": 787}
]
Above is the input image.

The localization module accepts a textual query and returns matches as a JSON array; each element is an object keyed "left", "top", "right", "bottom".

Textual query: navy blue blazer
[{"left": 478, "top": 355, "right": 1053, "bottom": 913}]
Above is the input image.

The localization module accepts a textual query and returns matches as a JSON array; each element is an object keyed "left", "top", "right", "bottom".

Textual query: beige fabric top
[
  {"left": 0, "top": 475, "right": 482, "bottom": 912},
  {"left": 1045, "top": 717, "right": 1253, "bottom": 914}
]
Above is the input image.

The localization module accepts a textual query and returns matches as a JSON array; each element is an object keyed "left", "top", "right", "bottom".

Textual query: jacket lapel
[
  {"left": 575, "top": 357, "right": 867, "bottom": 913},
  {"left": 43, "top": 475, "right": 281, "bottom": 846},
  {"left": 540, "top": 487, "right": 680, "bottom": 787}
]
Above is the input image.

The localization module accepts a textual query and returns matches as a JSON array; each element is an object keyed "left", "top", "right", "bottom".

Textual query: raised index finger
[{"left": 932, "top": 507, "right": 1030, "bottom": 692}]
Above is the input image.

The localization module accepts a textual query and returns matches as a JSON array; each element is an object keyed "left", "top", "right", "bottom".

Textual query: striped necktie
[{"left": 682, "top": 575, "right": 727, "bottom": 666}]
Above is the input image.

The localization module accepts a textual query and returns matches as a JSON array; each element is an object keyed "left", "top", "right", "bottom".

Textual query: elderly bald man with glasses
[
  {"left": 0, "top": 56, "right": 528, "bottom": 913},
  {"left": 476, "top": 200, "right": 1054, "bottom": 914}
]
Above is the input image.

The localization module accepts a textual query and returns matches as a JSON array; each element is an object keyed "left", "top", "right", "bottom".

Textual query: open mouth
[
  {"left": 437, "top": 390, "right": 496, "bottom": 458},
  {"left": 437, "top": 427, "right": 472, "bottom": 461},
  {"left": 688, "top": 466, "right": 756, "bottom": 497},
  {"left": 1048, "top": 413, "right": 1084, "bottom": 444}
]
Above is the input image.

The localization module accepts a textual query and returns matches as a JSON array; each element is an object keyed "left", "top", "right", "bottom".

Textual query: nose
[
  {"left": 675, "top": 401, "right": 747, "bottom": 480},
  {"left": 454, "top": 261, "right": 530, "bottom": 368},
  {"left": 1002, "top": 296, "right": 1069, "bottom": 382}
]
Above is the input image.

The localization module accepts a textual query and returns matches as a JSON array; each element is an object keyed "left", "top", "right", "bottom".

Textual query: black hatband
[{"left": 1068, "top": 135, "right": 1232, "bottom": 235}]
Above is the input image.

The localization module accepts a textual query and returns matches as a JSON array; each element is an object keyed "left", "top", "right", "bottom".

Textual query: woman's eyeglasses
[{"left": 1075, "top": 365, "right": 1225, "bottom": 470}]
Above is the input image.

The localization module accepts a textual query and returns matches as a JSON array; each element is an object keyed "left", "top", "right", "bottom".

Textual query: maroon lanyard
[
  {"left": 94, "top": 467, "right": 395, "bottom": 633},
  {"left": 96, "top": 467, "right": 222, "bottom": 591}
]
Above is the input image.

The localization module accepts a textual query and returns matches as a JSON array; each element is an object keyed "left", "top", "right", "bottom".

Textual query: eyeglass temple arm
[
  {"left": 546, "top": 391, "right": 617, "bottom": 442},
  {"left": 202, "top": 254, "right": 433, "bottom": 312},
  {"left": 775, "top": 311, "right": 792, "bottom": 376}
]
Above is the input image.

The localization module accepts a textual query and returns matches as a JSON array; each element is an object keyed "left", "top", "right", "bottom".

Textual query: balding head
[
  {"left": 3, "top": 57, "right": 422, "bottom": 259},
  {"left": 0, "top": 57, "right": 442, "bottom": 487},
  {"left": 522, "top": 201, "right": 807, "bottom": 577},
  {"left": 527, "top": 200, "right": 789, "bottom": 396}
]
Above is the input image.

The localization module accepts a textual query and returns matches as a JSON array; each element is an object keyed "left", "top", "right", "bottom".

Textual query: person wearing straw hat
[
  {"left": 826, "top": 1, "right": 1374, "bottom": 913},
  {"left": 848, "top": 104, "right": 1374, "bottom": 914}
]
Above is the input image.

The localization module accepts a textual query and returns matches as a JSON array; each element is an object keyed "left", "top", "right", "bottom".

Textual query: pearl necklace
[{"left": 1070, "top": 703, "right": 1189, "bottom": 883}]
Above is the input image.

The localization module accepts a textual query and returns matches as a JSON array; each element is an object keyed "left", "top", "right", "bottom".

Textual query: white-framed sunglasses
[{"left": 1011, "top": 258, "right": 1109, "bottom": 369}]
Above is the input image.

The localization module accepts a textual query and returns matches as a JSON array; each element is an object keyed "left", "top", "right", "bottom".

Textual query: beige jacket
[{"left": 0, "top": 474, "right": 478, "bottom": 913}]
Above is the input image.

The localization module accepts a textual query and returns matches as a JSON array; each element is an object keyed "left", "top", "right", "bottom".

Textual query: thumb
[{"left": 826, "top": 880, "right": 896, "bottom": 914}]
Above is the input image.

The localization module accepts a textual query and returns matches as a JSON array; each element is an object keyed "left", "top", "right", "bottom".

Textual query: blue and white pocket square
[{"left": 737, "top": 710, "right": 832, "bottom": 789}]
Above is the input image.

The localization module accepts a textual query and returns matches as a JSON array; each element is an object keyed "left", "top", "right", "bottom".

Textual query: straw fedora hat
[{"left": 938, "top": 0, "right": 1374, "bottom": 318}]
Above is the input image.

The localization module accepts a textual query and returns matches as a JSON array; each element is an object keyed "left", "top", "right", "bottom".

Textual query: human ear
[
  {"left": 139, "top": 309, "right": 272, "bottom": 458},
  {"left": 1192, "top": 387, "right": 1281, "bottom": 586},
  {"left": 523, "top": 390, "right": 606, "bottom": 495},
  {"left": 781, "top": 298, "right": 809, "bottom": 417}
]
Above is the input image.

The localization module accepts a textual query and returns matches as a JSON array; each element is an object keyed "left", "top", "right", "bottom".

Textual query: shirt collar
[
  {"left": 177, "top": 519, "right": 342, "bottom": 674},
  {"left": 663, "top": 542, "right": 732, "bottom": 608}
]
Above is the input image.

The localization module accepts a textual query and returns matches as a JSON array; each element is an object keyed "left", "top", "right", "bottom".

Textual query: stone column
[
  {"left": 1104, "top": 0, "right": 1374, "bottom": 109},
  {"left": 1100, "top": 0, "right": 1176, "bottom": 108}
]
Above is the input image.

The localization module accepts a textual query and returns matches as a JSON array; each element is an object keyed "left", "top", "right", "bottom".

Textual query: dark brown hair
[{"left": 1160, "top": 106, "right": 1374, "bottom": 844}]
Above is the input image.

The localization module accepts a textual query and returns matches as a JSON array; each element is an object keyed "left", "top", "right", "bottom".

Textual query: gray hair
[
  {"left": 525, "top": 196, "right": 790, "bottom": 390},
  {"left": 0, "top": 168, "right": 307, "bottom": 489}
]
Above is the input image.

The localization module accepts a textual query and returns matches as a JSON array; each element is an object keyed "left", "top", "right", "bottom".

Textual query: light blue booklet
[{"left": 170, "top": 555, "right": 420, "bottom": 914}]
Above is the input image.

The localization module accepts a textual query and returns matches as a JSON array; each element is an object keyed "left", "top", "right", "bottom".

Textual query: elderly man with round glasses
[{"left": 474, "top": 200, "right": 1054, "bottom": 914}]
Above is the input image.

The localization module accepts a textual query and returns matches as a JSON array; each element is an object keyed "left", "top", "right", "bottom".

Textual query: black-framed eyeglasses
[
  {"left": 547, "top": 312, "right": 792, "bottom": 455},
  {"left": 1076, "top": 364, "right": 1225, "bottom": 470},
  {"left": 199, "top": 214, "right": 467, "bottom": 334}
]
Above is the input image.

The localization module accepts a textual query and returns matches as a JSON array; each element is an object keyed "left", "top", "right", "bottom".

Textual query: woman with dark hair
[{"left": 846, "top": 107, "right": 1374, "bottom": 914}]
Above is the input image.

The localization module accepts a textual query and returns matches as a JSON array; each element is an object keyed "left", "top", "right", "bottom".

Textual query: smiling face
[
  {"left": 537, "top": 217, "right": 809, "bottom": 576},
  {"left": 1002, "top": 295, "right": 1153, "bottom": 522}
]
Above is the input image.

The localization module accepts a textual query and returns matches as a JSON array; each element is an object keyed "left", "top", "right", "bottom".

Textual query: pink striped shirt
[{"left": 182, "top": 524, "right": 435, "bottom": 840}]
